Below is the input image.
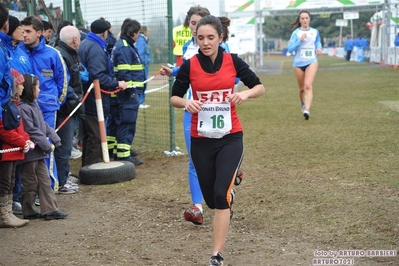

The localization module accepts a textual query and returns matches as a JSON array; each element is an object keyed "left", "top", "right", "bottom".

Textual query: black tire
[{"left": 79, "top": 161, "right": 136, "bottom": 185}]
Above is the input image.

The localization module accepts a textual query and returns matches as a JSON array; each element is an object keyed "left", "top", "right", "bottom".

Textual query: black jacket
[{"left": 56, "top": 40, "right": 84, "bottom": 117}]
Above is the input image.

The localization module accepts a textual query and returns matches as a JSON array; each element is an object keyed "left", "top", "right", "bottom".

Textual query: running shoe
[
  {"left": 183, "top": 205, "right": 203, "bottom": 225},
  {"left": 300, "top": 102, "right": 306, "bottom": 114},
  {"left": 209, "top": 252, "right": 224, "bottom": 266},
  {"left": 70, "top": 146, "right": 82, "bottom": 159},
  {"left": 66, "top": 180, "right": 79, "bottom": 190},
  {"left": 67, "top": 172, "right": 80, "bottom": 184},
  {"left": 234, "top": 169, "right": 244, "bottom": 186},
  {"left": 35, "top": 195, "right": 40, "bottom": 206},
  {"left": 58, "top": 184, "right": 78, "bottom": 194},
  {"left": 303, "top": 110, "right": 310, "bottom": 120}
]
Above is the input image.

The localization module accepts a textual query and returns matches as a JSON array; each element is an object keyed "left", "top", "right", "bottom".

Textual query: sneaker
[
  {"left": 43, "top": 210, "right": 68, "bottom": 220},
  {"left": 303, "top": 109, "right": 310, "bottom": 120},
  {"left": 184, "top": 205, "right": 203, "bottom": 225},
  {"left": 139, "top": 104, "right": 150, "bottom": 109},
  {"left": 70, "top": 146, "right": 82, "bottom": 160},
  {"left": 234, "top": 169, "right": 244, "bottom": 186},
  {"left": 67, "top": 173, "right": 80, "bottom": 184},
  {"left": 35, "top": 195, "right": 40, "bottom": 206},
  {"left": 66, "top": 180, "right": 79, "bottom": 190},
  {"left": 12, "top": 201, "right": 22, "bottom": 215},
  {"left": 58, "top": 184, "right": 78, "bottom": 194},
  {"left": 300, "top": 102, "right": 306, "bottom": 114},
  {"left": 209, "top": 252, "right": 224, "bottom": 266}
]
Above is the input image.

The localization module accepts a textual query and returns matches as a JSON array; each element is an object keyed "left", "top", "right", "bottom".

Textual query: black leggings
[{"left": 191, "top": 132, "right": 243, "bottom": 209}]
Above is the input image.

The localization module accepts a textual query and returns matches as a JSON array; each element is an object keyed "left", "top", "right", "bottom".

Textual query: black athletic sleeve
[
  {"left": 231, "top": 54, "right": 262, "bottom": 89},
  {"left": 171, "top": 60, "right": 191, "bottom": 98}
]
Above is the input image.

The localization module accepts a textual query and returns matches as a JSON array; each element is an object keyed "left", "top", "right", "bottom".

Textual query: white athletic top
[{"left": 287, "top": 27, "right": 322, "bottom": 67}]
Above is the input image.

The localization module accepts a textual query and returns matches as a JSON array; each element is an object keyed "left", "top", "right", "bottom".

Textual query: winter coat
[
  {"left": 2, "top": 34, "right": 31, "bottom": 74},
  {"left": 19, "top": 100, "right": 61, "bottom": 163},
  {"left": 0, "top": 101, "right": 29, "bottom": 162},
  {"left": 78, "top": 36, "right": 118, "bottom": 117},
  {"left": 113, "top": 36, "right": 145, "bottom": 89},
  {"left": 135, "top": 33, "right": 150, "bottom": 65},
  {"left": 55, "top": 40, "right": 84, "bottom": 117},
  {"left": 20, "top": 36, "right": 68, "bottom": 113},
  {"left": 0, "top": 32, "right": 12, "bottom": 119}
]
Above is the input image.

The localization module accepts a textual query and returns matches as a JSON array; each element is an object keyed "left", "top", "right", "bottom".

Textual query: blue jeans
[{"left": 54, "top": 116, "right": 77, "bottom": 187}]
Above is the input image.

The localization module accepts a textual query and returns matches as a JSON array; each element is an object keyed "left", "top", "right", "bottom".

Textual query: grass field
[{"left": 232, "top": 55, "right": 399, "bottom": 264}]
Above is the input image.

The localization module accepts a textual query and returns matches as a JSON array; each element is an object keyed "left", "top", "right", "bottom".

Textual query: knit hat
[
  {"left": 7, "top": 15, "right": 21, "bottom": 36},
  {"left": 10, "top": 68, "right": 25, "bottom": 85},
  {"left": 90, "top": 19, "right": 110, "bottom": 34}
]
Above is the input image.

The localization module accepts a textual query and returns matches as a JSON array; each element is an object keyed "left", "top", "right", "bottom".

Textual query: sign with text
[
  {"left": 343, "top": 11, "right": 359, "bottom": 20},
  {"left": 336, "top": 19, "right": 348, "bottom": 26}
]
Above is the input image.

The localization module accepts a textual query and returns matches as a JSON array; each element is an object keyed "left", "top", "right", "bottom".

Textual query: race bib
[
  {"left": 197, "top": 89, "right": 232, "bottom": 139},
  {"left": 300, "top": 47, "right": 315, "bottom": 60}
]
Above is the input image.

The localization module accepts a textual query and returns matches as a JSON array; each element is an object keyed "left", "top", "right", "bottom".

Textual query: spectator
[
  {"left": 395, "top": 33, "right": 399, "bottom": 47},
  {"left": 78, "top": 19, "right": 127, "bottom": 166},
  {"left": 4, "top": 15, "right": 32, "bottom": 215},
  {"left": 100, "top": 18, "right": 116, "bottom": 55},
  {"left": 41, "top": 20, "right": 54, "bottom": 44},
  {"left": 54, "top": 26, "right": 84, "bottom": 194},
  {"left": 49, "top": 20, "right": 72, "bottom": 47},
  {"left": 344, "top": 35, "right": 354, "bottom": 61},
  {"left": 0, "top": 4, "right": 31, "bottom": 227},
  {"left": 20, "top": 15, "right": 68, "bottom": 189},
  {"left": 19, "top": 74, "right": 68, "bottom": 220},
  {"left": 111, "top": 18, "right": 144, "bottom": 166},
  {"left": 135, "top": 25, "right": 150, "bottom": 107}
]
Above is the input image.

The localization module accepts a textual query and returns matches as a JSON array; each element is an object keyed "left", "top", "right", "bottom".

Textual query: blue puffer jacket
[
  {"left": 20, "top": 36, "right": 68, "bottom": 113},
  {"left": 0, "top": 32, "right": 12, "bottom": 120},
  {"left": 3, "top": 34, "right": 31, "bottom": 74}
]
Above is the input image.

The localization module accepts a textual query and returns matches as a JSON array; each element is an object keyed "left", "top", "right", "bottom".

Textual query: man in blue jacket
[
  {"left": 20, "top": 16, "right": 68, "bottom": 190},
  {"left": 344, "top": 35, "right": 353, "bottom": 61},
  {"left": 20, "top": 16, "right": 68, "bottom": 128},
  {"left": 78, "top": 19, "right": 127, "bottom": 166}
]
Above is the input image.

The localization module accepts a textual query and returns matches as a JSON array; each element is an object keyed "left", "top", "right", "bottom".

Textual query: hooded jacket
[
  {"left": 19, "top": 100, "right": 61, "bottom": 163},
  {"left": 2, "top": 33, "right": 31, "bottom": 74}
]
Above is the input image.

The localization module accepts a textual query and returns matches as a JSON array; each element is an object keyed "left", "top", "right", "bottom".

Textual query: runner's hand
[
  {"left": 159, "top": 65, "right": 172, "bottom": 76},
  {"left": 184, "top": 99, "right": 202, "bottom": 114}
]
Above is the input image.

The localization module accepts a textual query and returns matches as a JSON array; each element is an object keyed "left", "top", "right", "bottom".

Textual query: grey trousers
[{"left": 20, "top": 159, "right": 58, "bottom": 216}]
